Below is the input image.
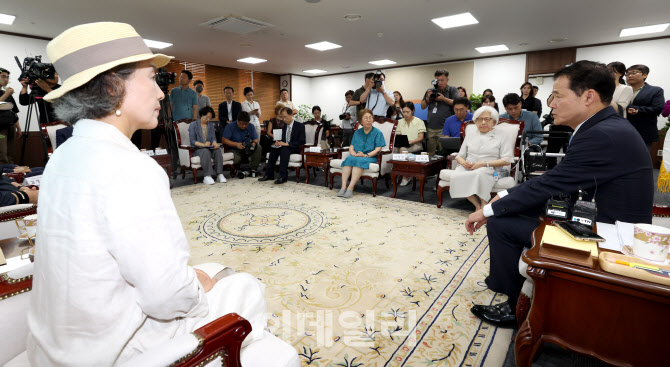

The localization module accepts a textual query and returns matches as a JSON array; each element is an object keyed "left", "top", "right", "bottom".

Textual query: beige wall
[{"left": 384, "top": 61, "right": 474, "bottom": 101}]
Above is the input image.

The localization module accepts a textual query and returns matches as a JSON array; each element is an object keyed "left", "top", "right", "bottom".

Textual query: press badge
[{"left": 432, "top": 106, "right": 437, "bottom": 113}]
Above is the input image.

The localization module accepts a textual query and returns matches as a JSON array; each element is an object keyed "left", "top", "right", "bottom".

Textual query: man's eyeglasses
[{"left": 625, "top": 70, "right": 642, "bottom": 76}]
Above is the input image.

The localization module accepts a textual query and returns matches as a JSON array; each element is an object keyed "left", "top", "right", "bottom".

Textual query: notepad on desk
[{"left": 540, "top": 225, "right": 599, "bottom": 267}]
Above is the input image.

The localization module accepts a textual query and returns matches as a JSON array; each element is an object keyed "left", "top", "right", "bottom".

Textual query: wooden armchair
[
  {"left": 0, "top": 265, "right": 298, "bottom": 367},
  {"left": 174, "top": 120, "right": 236, "bottom": 183},
  {"left": 40, "top": 121, "right": 71, "bottom": 157},
  {"left": 329, "top": 118, "right": 398, "bottom": 196},
  {"left": 436, "top": 118, "right": 524, "bottom": 208}
]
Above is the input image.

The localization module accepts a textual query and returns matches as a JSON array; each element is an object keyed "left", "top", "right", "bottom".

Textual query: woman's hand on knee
[{"left": 195, "top": 269, "right": 218, "bottom": 292}]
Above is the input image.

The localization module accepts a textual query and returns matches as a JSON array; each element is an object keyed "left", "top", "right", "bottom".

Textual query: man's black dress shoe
[
  {"left": 470, "top": 301, "right": 517, "bottom": 328},
  {"left": 258, "top": 176, "right": 272, "bottom": 182},
  {"left": 274, "top": 178, "right": 287, "bottom": 184}
]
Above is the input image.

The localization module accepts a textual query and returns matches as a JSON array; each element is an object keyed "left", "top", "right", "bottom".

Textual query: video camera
[
  {"left": 338, "top": 112, "right": 351, "bottom": 120},
  {"left": 372, "top": 70, "right": 384, "bottom": 90},
  {"left": 14, "top": 56, "right": 56, "bottom": 96},
  {"left": 155, "top": 68, "right": 176, "bottom": 93},
  {"left": 427, "top": 79, "right": 440, "bottom": 104}
]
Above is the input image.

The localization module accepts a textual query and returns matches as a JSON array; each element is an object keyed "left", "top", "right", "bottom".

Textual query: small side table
[
  {"left": 389, "top": 158, "right": 446, "bottom": 203},
  {"left": 304, "top": 150, "right": 340, "bottom": 187},
  {"left": 151, "top": 154, "right": 173, "bottom": 188}
]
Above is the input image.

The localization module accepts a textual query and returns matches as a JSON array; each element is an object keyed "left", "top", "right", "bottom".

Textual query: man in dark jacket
[{"left": 625, "top": 64, "right": 665, "bottom": 153}]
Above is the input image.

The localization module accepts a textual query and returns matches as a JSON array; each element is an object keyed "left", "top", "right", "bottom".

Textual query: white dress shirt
[{"left": 27, "top": 120, "right": 211, "bottom": 366}]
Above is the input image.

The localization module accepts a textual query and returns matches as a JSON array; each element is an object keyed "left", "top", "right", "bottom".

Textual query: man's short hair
[
  {"left": 532, "top": 86, "right": 539, "bottom": 92},
  {"left": 345, "top": 90, "right": 354, "bottom": 97},
  {"left": 627, "top": 64, "right": 650, "bottom": 80},
  {"left": 181, "top": 70, "right": 193, "bottom": 80},
  {"left": 243, "top": 87, "right": 254, "bottom": 96},
  {"left": 199, "top": 106, "right": 215, "bottom": 118},
  {"left": 554, "top": 60, "right": 615, "bottom": 105},
  {"left": 280, "top": 88, "right": 288, "bottom": 94},
  {"left": 0, "top": 68, "right": 9, "bottom": 75},
  {"left": 237, "top": 111, "right": 251, "bottom": 123},
  {"left": 502, "top": 93, "right": 522, "bottom": 107},
  {"left": 434, "top": 69, "right": 449, "bottom": 78},
  {"left": 274, "top": 104, "right": 285, "bottom": 115},
  {"left": 453, "top": 97, "right": 469, "bottom": 108},
  {"left": 224, "top": 86, "right": 234, "bottom": 93},
  {"left": 364, "top": 72, "right": 375, "bottom": 80},
  {"left": 281, "top": 107, "right": 293, "bottom": 115},
  {"left": 193, "top": 79, "right": 204, "bottom": 87},
  {"left": 312, "top": 105, "right": 321, "bottom": 113}
]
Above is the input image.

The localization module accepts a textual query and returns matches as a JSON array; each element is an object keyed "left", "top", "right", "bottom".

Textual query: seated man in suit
[
  {"left": 464, "top": 60, "right": 654, "bottom": 328},
  {"left": 258, "top": 107, "right": 305, "bottom": 184},
  {"left": 625, "top": 64, "right": 665, "bottom": 154}
]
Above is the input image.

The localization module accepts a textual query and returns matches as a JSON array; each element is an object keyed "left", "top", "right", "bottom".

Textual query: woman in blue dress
[{"left": 338, "top": 109, "right": 386, "bottom": 198}]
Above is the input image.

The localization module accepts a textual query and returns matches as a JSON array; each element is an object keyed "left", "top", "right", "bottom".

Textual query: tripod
[
  {"left": 19, "top": 92, "right": 50, "bottom": 166},
  {"left": 157, "top": 96, "right": 179, "bottom": 178}
]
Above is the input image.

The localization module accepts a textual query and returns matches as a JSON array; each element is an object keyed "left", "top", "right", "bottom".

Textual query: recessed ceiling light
[
  {"left": 620, "top": 23, "right": 669, "bottom": 37},
  {"left": 237, "top": 57, "right": 267, "bottom": 64},
  {"left": 369, "top": 59, "right": 396, "bottom": 66},
  {"left": 475, "top": 44, "right": 509, "bottom": 53},
  {"left": 305, "top": 41, "right": 342, "bottom": 51},
  {"left": 344, "top": 14, "right": 362, "bottom": 22},
  {"left": 431, "top": 12, "right": 478, "bottom": 29},
  {"left": 143, "top": 39, "right": 172, "bottom": 49},
  {"left": 303, "top": 69, "right": 327, "bottom": 74},
  {"left": 0, "top": 13, "right": 15, "bottom": 25}
]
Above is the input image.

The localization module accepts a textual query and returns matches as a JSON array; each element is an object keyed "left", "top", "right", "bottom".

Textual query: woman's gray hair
[
  {"left": 472, "top": 105, "right": 499, "bottom": 124},
  {"left": 52, "top": 62, "right": 140, "bottom": 124}
]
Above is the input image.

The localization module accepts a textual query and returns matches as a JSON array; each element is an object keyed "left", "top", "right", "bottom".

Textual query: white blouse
[
  {"left": 27, "top": 120, "right": 208, "bottom": 366},
  {"left": 242, "top": 100, "right": 262, "bottom": 136}
]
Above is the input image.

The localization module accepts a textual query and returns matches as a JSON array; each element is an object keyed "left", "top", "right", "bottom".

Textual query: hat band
[{"left": 54, "top": 36, "right": 151, "bottom": 80}]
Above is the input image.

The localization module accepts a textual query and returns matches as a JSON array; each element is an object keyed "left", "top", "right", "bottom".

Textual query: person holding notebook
[{"left": 393, "top": 102, "right": 426, "bottom": 186}]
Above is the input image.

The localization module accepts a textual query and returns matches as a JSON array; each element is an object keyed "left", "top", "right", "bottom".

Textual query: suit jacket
[
  {"left": 218, "top": 100, "right": 242, "bottom": 124},
  {"left": 627, "top": 83, "right": 665, "bottom": 143},
  {"left": 492, "top": 106, "right": 653, "bottom": 224},
  {"left": 280, "top": 121, "right": 306, "bottom": 154},
  {"left": 56, "top": 125, "right": 74, "bottom": 148}
]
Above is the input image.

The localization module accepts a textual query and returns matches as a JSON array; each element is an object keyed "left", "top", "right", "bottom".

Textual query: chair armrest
[
  {"left": 0, "top": 267, "right": 33, "bottom": 299},
  {"left": 172, "top": 313, "right": 251, "bottom": 367},
  {"left": 377, "top": 150, "right": 392, "bottom": 164},
  {"left": 5, "top": 173, "right": 25, "bottom": 184},
  {"left": 0, "top": 204, "right": 37, "bottom": 221}
]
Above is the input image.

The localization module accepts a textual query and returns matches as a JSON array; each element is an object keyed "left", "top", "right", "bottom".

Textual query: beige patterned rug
[{"left": 172, "top": 180, "right": 512, "bottom": 367}]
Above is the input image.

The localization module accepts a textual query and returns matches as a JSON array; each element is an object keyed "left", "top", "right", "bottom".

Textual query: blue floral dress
[{"left": 342, "top": 127, "right": 386, "bottom": 169}]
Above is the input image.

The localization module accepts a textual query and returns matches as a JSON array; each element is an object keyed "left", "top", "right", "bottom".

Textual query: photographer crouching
[
  {"left": 421, "top": 69, "right": 459, "bottom": 156},
  {"left": 221, "top": 111, "right": 262, "bottom": 178}
]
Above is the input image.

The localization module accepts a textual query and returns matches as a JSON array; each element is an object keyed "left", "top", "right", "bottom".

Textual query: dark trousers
[
  {"left": 486, "top": 212, "right": 541, "bottom": 308},
  {"left": 265, "top": 146, "right": 297, "bottom": 180}
]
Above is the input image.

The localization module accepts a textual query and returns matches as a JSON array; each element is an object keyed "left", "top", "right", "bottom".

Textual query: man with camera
[
  {"left": 259, "top": 107, "right": 305, "bottom": 184},
  {"left": 221, "top": 111, "right": 262, "bottom": 176},
  {"left": 350, "top": 73, "right": 374, "bottom": 115},
  {"left": 421, "top": 69, "right": 459, "bottom": 156},
  {"left": 170, "top": 70, "right": 198, "bottom": 121},
  {"left": 359, "top": 71, "right": 394, "bottom": 118},
  {"left": 19, "top": 72, "right": 60, "bottom": 125},
  {"left": 339, "top": 90, "right": 358, "bottom": 147},
  {"left": 0, "top": 68, "right": 21, "bottom": 164}
]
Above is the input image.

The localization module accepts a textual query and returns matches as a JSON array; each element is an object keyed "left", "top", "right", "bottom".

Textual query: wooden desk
[
  {"left": 516, "top": 223, "right": 670, "bottom": 367},
  {"left": 389, "top": 158, "right": 445, "bottom": 203},
  {"left": 151, "top": 154, "right": 172, "bottom": 188},
  {"left": 304, "top": 150, "right": 340, "bottom": 187}
]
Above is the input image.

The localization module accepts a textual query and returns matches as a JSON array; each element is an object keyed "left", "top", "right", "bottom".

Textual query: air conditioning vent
[{"left": 201, "top": 16, "right": 274, "bottom": 35}]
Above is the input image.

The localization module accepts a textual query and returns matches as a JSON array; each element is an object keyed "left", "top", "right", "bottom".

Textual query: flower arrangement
[{"left": 469, "top": 93, "right": 483, "bottom": 110}]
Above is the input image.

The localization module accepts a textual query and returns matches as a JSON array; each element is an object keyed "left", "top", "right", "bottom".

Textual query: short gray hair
[
  {"left": 472, "top": 106, "right": 499, "bottom": 124},
  {"left": 52, "top": 62, "right": 139, "bottom": 124}
]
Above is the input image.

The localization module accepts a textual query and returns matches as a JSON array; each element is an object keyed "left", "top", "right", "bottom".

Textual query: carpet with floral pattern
[{"left": 171, "top": 180, "right": 511, "bottom": 367}]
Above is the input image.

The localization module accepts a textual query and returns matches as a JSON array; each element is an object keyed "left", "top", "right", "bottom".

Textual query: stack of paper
[{"left": 595, "top": 221, "right": 634, "bottom": 252}]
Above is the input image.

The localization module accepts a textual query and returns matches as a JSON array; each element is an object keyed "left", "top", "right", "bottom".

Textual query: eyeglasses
[
  {"left": 476, "top": 117, "right": 494, "bottom": 123},
  {"left": 625, "top": 70, "right": 642, "bottom": 76}
]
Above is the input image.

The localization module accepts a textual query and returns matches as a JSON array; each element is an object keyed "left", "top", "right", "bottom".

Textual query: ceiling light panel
[
  {"left": 619, "top": 23, "right": 669, "bottom": 37},
  {"left": 237, "top": 57, "right": 267, "bottom": 64},
  {"left": 0, "top": 13, "right": 16, "bottom": 25},
  {"left": 475, "top": 44, "right": 509, "bottom": 53},
  {"left": 305, "top": 41, "right": 342, "bottom": 51},
  {"left": 303, "top": 69, "right": 327, "bottom": 74},
  {"left": 369, "top": 59, "right": 396, "bottom": 66},
  {"left": 143, "top": 39, "right": 172, "bottom": 49},
  {"left": 431, "top": 12, "right": 478, "bottom": 29}
]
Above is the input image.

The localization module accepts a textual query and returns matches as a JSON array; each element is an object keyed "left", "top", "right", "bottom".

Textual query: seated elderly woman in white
[
  {"left": 447, "top": 106, "right": 513, "bottom": 211},
  {"left": 27, "top": 22, "right": 274, "bottom": 366}
]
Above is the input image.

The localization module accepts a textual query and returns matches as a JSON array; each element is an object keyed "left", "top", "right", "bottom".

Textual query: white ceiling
[{"left": 2, "top": 0, "right": 669, "bottom": 76}]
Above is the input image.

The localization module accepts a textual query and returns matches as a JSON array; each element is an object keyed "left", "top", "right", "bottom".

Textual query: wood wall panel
[{"left": 525, "top": 48, "right": 576, "bottom": 80}]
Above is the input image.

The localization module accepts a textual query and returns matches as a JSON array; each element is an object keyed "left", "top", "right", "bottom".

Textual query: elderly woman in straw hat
[{"left": 26, "top": 23, "right": 271, "bottom": 366}]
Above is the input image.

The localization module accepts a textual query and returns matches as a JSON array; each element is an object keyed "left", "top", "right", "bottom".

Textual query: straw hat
[{"left": 44, "top": 22, "right": 173, "bottom": 102}]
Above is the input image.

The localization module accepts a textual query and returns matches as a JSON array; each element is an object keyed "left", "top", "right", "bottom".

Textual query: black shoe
[
  {"left": 470, "top": 301, "right": 517, "bottom": 328},
  {"left": 258, "top": 176, "right": 272, "bottom": 182},
  {"left": 274, "top": 178, "right": 287, "bottom": 184}
]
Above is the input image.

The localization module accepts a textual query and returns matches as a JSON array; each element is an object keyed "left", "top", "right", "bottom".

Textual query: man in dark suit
[
  {"left": 258, "top": 107, "right": 305, "bottom": 184},
  {"left": 464, "top": 60, "right": 654, "bottom": 328},
  {"left": 625, "top": 64, "right": 665, "bottom": 152},
  {"left": 217, "top": 86, "right": 242, "bottom": 142},
  {"left": 56, "top": 125, "right": 74, "bottom": 148}
]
